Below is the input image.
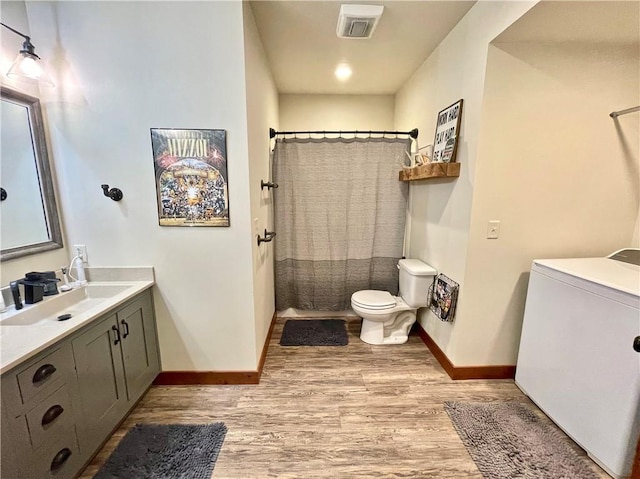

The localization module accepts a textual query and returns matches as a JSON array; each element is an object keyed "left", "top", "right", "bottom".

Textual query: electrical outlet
[
  {"left": 74, "top": 244, "right": 88, "bottom": 262},
  {"left": 487, "top": 221, "right": 500, "bottom": 239}
]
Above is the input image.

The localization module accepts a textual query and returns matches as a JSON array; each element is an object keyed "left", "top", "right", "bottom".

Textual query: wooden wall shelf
[{"left": 399, "top": 162, "right": 460, "bottom": 182}]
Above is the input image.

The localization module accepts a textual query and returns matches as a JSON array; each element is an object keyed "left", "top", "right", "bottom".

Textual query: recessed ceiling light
[{"left": 335, "top": 63, "right": 352, "bottom": 81}]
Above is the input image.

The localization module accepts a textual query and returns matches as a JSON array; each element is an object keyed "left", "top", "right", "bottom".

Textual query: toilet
[{"left": 351, "top": 259, "right": 437, "bottom": 345}]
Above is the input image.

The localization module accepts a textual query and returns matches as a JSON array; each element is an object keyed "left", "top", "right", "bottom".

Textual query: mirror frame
[{"left": 1, "top": 86, "right": 63, "bottom": 261}]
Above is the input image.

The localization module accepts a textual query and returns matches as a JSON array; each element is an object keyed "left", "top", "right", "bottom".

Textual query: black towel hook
[
  {"left": 257, "top": 229, "right": 276, "bottom": 245},
  {"left": 101, "top": 184, "right": 123, "bottom": 201}
]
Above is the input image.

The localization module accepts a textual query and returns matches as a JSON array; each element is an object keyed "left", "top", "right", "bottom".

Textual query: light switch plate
[{"left": 487, "top": 221, "right": 500, "bottom": 239}]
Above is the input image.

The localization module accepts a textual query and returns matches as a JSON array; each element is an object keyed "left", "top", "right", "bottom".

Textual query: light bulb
[
  {"left": 335, "top": 63, "right": 352, "bottom": 81},
  {"left": 17, "top": 55, "right": 42, "bottom": 78},
  {"left": 6, "top": 52, "right": 54, "bottom": 86}
]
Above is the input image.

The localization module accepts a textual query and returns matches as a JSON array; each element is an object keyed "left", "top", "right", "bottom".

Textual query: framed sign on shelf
[
  {"left": 432, "top": 99, "right": 463, "bottom": 163},
  {"left": 150, "top": 128, "right": 230, "bottom": 227}
]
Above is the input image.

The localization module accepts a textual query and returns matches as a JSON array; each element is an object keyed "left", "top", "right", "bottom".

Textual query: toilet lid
[{"left": 351, "top": 290, "right": 396, "bottom": 310}]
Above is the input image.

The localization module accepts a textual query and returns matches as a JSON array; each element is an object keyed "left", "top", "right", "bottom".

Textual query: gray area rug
[
  {"left": 94, "top": 423, "right": 227, "bottom": 479},
  {"left": 279, "top": 319, "right": 348, "bottom": 346},
  {"left": 444, "top": 401, "right": 599, "bottom": 479}
]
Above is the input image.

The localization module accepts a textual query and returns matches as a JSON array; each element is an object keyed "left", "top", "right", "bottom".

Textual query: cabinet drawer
[
  {"left": 25, "top": 425, "right": 81, "bottom": 479},
  {"left": 25, "top": 385, "right": 73, "bottom": 451},
  {"left": 16, "top": 347, "right": 72, "bottom": 405}
]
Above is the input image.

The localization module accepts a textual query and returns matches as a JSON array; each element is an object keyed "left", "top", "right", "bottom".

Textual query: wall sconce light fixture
[{"left": 1, "top": 22, "right": 54, "bottom": 86}]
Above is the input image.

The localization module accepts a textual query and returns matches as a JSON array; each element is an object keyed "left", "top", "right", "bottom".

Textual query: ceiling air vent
[{"left": 336, "top": 4, "right": 384, "bottom": 39}]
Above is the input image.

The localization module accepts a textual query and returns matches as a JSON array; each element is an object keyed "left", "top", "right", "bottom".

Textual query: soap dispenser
[{"left": 60, "top": 267, "right": 72, "bottom": 292}]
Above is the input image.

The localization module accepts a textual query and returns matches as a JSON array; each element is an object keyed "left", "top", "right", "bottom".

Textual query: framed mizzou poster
[{"left": 150, "top": 128, "right": 229, "bottom": 227}]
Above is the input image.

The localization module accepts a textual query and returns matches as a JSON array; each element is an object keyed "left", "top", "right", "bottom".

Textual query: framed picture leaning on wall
[
  {"left": 150, "top": 128, "right": 230, "bottom": 227},
  {"left": 432, "top": 99, "right": 463, "bottom": 163}
]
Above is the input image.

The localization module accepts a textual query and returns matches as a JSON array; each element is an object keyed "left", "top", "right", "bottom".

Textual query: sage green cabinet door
[
  {"left": 117, "top": 292, "right": 160, "bottom": 402},
  {"left": 71, "top": 314, "right": 126, "bottom": 451}
]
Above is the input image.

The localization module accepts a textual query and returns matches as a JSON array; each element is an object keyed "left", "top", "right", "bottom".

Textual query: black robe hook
[{"left": 101, "top": 184, "right": 123, "bottom": 201}]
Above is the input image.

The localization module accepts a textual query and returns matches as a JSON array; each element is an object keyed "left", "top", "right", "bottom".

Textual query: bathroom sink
[
  {"left": 0, "top": 268, "right": 155, "bottom": 375},
  {"left": 83, "top": 283, "right": 130, "bottom": 298},
  {"left": 0, "top": 283, "right": 132, "bottom": 326}
]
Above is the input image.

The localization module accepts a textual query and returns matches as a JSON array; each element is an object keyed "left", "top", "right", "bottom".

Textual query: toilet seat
[
  {"left": 351, "top": 293, "right": 417, "bottom": 345},
  {"left": 351, "top": 290, "right": 396, "bottom": 310}
]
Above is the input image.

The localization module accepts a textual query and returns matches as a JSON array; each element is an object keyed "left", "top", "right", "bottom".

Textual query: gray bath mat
[
  {"left": 279, "top": 319, "right": 348, "bottom": 346},
  {"left": 94, "top": 423, "right": 227, "bottom": 479},
  {"left": 444, "top": 401, "right": 599, "bottom": 479}
]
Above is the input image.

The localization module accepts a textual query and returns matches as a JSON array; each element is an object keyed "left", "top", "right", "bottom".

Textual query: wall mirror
[{"left": 1, "top": 86, "right": 63, "bottom": 261}]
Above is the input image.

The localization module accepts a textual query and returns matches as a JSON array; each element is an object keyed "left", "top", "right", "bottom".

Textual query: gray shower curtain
[{"left": 273, "top": 137, "right": 410, "bottom": 311}]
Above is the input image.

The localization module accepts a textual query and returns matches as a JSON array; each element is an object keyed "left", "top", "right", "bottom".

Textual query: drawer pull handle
[
  {"left": 50, "top": 447, "right": 72, "bottom": 472},
  {"left": 121, "top": 319, "right": 130, "bottom": 338},
  {"left": 634, "top": 336, "right": 640, "bottom": 353},
  {"left": 32, "top": 364, "right": 57, "bottom": 384},
  {"left": 112, "top": 325, "right": 121, "bottom": 345},
  {"left": 41, "top": 404, "right": 64, "bottom": 426}
]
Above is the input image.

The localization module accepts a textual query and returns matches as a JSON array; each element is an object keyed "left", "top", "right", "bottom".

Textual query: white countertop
[{"left": 0, "top": 268, "right": 155, "bottom": 374}]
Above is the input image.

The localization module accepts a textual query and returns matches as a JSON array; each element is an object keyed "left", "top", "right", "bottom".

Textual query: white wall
[
  {"left": 457, "top": 41, "right": 639, "bottom": 365},
  {"left": 27, "top": 1, "right": 258, "bottom": 371},
  {"left": 243, "top": 3, "right": 279, "bottom": 362},
  {"left": 279, "top": 94, "right": 394, "bottom": 131},
  {"left": 394, "top": 1, "right": 536, "bottom": 365},
  {"left": 0, "top": 1, "right": 69, "bottom": 285}
]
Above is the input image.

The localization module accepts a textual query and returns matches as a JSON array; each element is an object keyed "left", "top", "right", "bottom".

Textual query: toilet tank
[{"left": 399, "top": 259, "right": 437, "bottom": 308}]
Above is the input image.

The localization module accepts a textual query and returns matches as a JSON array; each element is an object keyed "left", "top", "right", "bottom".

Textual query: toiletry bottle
[
  {"left": 9, "top": 281, "right": 23, "bottom": 310},
  {"left": 75, "top": 256, "right": 87, "bottom": 285}
]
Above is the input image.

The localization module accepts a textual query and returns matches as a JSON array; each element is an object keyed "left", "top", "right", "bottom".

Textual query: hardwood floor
[{"left": 80, "top": 318, "right": 608, "bottom": 478}]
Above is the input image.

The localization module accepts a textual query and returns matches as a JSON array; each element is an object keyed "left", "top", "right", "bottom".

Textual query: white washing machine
[{"left": 516, "top": 249, "right": 640, "bottom": 479}]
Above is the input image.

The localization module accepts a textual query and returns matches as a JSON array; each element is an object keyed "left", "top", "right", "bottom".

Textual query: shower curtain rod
[
  {"left": 269, "top": 127, "right": 418, "bottom": 139},
  {"left": 609, "top": 106, "right": 640, "bottom": 118}
]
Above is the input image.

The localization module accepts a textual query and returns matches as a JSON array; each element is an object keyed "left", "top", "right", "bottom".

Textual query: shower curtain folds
[{"left": 273, "top": 137, "right": 410, "bottom": 311}]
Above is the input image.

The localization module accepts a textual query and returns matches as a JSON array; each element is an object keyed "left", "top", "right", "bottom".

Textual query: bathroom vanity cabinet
[
  {"left": 0, "top": 288, "right": 160, "bottom": 479},
  {"left": 1, "top": 343, "right": 84, "bottom": 479},
  {"left": 73, "top": 290, "right": 160, "bottom": 455}
]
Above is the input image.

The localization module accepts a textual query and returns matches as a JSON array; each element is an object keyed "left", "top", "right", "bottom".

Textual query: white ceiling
[{"left": 250, "top": 1, "right": 476, "bottom": 95}]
